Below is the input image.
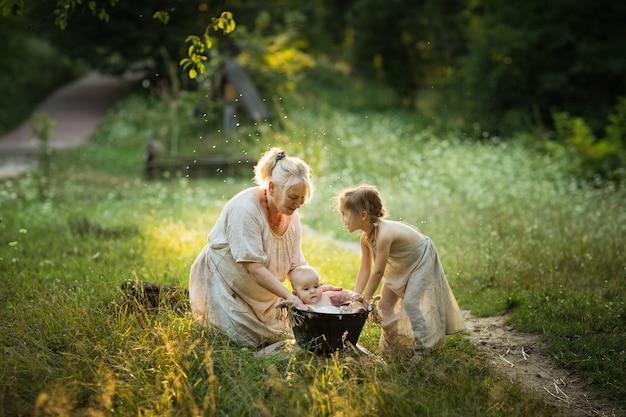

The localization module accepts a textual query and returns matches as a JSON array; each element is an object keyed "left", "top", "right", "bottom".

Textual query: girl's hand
[
  {"left": 348, "top": 301, "right": 367, "bottom": 313},
  {"left": 350, "top": 292, "right": 364, "bottom": 302},
  {"left": 321, "top": 284, "right": 343, "bottom": 292}
]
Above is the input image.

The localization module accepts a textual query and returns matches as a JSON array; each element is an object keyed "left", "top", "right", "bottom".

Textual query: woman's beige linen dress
[{"left": 189, "top": 188, "right": 307, "bottom": 346}]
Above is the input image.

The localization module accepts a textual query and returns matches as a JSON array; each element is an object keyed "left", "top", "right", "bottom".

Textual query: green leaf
[
  {"left": 97, "top": 9, "right": 109, "bottom": 22},
  {"left": 152, "top": 10, "right": 170, "bottom": 25},
  {"left": 1, "top": 0, "right": 24, "bottom": 16}
]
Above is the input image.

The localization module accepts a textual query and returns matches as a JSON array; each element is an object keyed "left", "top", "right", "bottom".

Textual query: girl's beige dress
[
  {"left": 189, "top": 188, "right": 307, "bottom": 346},
  {"left": 370, "top": 232, "right": 466, "bottom": 355}
]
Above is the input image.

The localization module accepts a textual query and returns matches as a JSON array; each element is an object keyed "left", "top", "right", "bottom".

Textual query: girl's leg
[{"left": 378, "top": 286, "right": 414, "bottom": 357}]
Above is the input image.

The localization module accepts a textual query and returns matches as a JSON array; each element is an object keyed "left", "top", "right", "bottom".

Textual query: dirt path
[
  {"left": 0, "top": 71, "right": 139, "bottom": 179},
  {"left": 463, "top": 310, "right": 623, "bottom": 416}
]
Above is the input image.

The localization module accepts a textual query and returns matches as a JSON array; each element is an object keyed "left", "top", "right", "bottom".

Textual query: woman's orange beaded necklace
[{"left": 264, "top": 188, "right": 282, "bottom": 229}]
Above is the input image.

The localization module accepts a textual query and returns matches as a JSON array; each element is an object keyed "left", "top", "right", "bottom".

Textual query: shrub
[{"left": 552, "top": 99, "right": 626, "bottom": 184}]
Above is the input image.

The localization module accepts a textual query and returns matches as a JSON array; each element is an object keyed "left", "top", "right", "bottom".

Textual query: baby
[{"left": 290, "top": 265, "right": 366, "bottom": 314}]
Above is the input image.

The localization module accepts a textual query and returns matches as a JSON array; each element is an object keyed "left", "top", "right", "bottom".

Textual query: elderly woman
[{"left": 189, "top": 147, "right": 313, "bottom": 347}]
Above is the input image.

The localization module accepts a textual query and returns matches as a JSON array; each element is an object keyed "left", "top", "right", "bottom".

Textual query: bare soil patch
[{"left": 462, "top": 310, "right": 624, "bottom": 417}]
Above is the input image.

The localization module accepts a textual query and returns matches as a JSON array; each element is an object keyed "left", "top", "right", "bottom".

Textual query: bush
[{"left": 552, "top": 99, "right": 626, "bottom": 184}]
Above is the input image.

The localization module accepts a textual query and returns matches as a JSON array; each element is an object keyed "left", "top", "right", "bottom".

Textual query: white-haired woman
[{"left": 189, "top": 148, "right": 314, "bottom": 347}]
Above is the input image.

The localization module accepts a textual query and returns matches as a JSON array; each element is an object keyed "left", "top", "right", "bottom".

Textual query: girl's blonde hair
[
  {"left": 253, "top": 147, "right": 314, "bottom": 203},
  {"left": 336, "top": 184, "right": 387, "bottom": 222}
]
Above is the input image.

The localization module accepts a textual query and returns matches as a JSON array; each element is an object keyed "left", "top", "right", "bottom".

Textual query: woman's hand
[
  {"left": 321, "top": 284, "right": 343, "bottom": 292},
  {"left": 285, "top": 293, "right": 306, "bottom": 310}
]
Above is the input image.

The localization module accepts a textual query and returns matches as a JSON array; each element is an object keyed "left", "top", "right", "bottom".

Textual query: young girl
[{"left": 336, "top": 184, "right": 466, "bottom": 359}]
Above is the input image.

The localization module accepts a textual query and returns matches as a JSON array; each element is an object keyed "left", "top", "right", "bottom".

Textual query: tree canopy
[
  {"left": 2, "top": 0, "right": 625, "bottom": 136},
  {"left": 1, "top": 0, "right": 234, "bottom": 82}
]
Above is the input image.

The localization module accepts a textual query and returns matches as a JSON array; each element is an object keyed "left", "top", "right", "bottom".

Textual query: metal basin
[{"left": 289, "top": 307, "right": 372, "bottom": 353}]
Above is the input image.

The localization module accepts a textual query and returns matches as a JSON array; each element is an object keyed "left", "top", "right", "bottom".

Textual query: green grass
[{"left": 1, "top": 64, "right": 625, "bottom": 415}]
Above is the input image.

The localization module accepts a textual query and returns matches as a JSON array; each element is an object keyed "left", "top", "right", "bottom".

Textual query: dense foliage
[
  {"left": 4, "top": 0, "right": 626, "bottom": 131},
  {"left": 456, "top": 0, "right": 626, "bottom": 134}
]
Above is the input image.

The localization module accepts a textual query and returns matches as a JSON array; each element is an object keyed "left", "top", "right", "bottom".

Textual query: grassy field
[{"left": 1, "top": 66, "right": 624, "bottom": 416}]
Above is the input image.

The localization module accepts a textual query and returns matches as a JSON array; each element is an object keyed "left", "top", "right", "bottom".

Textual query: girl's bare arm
[
  {"left": 362, "top": 228, "right": 392, "bottom": 303},
  {"left": 355, "top": 233, "right": 372, "bottom": 295}
]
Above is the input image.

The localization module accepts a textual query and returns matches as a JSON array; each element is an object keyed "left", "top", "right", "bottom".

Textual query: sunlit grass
[
  {"left": 0, "top": 169, "right": 574, "bottom": 417},
  {"left": 1, "top": 64, "right": 625, "bottom": 414}
]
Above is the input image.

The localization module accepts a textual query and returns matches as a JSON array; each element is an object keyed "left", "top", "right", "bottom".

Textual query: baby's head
[{"left": 290, "top": 265, "right": 323, "bottom": 305}]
